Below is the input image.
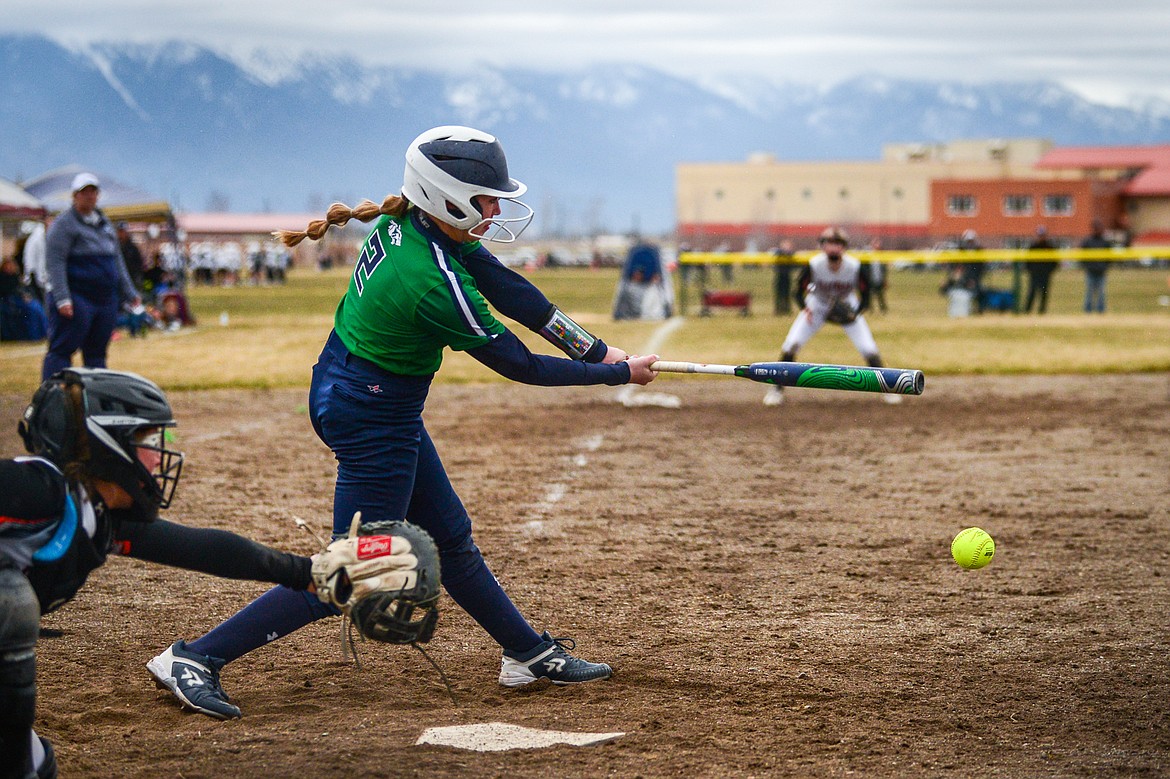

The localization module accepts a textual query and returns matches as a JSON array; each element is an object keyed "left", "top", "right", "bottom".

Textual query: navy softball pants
[
  {"left": 41, "top": 292, "right": 119, "bottom": 380},
  {"left": 188, "top": 332, "right": 543, "bottom": 663}
]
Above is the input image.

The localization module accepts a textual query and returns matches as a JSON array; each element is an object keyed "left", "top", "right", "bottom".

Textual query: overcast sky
[{"left": 5, "top": 1, "right": 1170, "bottom": 106}]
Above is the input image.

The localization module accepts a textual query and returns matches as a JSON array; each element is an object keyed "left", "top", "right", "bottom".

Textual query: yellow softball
[{"left": 951, "top": 527, "right": 995, "bottom": 570}]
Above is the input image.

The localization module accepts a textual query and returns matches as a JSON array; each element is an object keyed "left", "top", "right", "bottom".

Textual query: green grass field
[{"left": 2, "top": 263, "right": 1167, "bottom": 395}]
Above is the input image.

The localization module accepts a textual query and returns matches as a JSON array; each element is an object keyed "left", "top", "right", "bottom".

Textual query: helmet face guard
[
  {"left": 402, "top": 125, "right": 533, "bottom": 243},
  {"left": 470, "top": 198, "right": 534, "bottom": 244},
  {"left": 137, "top": 429, "right": 183, "bottom": 508},
  {"left": 86, "top": 421, "right": 183, "bottom": 510},
  {"left": 20, "top": 368, "right": 184, "bottom": 517}
]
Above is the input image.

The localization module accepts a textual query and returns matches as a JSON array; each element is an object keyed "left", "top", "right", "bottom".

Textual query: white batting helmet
[{"left": 402, "top": 126, "right": 532, "bottom": 242}]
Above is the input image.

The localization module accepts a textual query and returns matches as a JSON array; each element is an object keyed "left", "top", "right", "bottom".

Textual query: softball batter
[
  {"left": 148, "top": 126, "right": 659, "bottom": 719},
  {"left": 764, "top": 226, "right": 900, "bottom": 406}
]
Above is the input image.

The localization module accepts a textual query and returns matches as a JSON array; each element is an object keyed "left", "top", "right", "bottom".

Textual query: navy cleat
[
  {"left": 147, "top": 640, "right": 241, "bottom": 720},
  {"left": 499, "top": 631, "right": 613, "bottom": 687}
]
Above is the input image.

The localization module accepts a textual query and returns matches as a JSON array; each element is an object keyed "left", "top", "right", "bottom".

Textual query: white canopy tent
[
  {"left": 21, "top": 165, "right": 173, "bottom": 223},
  {"left": 0, "top": 177, "right": 46, "bottom": 222}
]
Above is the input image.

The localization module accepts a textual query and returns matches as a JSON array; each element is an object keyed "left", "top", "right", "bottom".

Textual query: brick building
[{"left": 676, "top": 139, "right": 1169, "bottom": 249}]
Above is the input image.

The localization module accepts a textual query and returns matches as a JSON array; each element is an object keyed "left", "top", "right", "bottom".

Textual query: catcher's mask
[
  {"left": 19, "top": 368, "right": 183, "bottom": 518},
  {"left": 349, "top": 521, "right": 441, "bottom": 644}
]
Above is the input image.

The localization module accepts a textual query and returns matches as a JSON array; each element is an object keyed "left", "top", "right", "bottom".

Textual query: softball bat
[{"left": 649, "top": 360, "right": 925, "bottom": 396}]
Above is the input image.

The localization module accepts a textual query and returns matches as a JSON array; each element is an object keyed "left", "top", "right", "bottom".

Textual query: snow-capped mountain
[{"left": 3, "top": 35, "right": 1168, "bottom": 234}]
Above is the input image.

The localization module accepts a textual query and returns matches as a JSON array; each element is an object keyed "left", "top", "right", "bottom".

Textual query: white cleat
[
  {"left": 763, "top": 386, "right": 785, "bottom": 406},
  {"left": 499, "top": 632, "right": 612, "bottom": 687}
]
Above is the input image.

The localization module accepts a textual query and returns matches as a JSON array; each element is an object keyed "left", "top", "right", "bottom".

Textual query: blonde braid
[{"left": 273, "top": 194, "right": 411, "bottom": 247}]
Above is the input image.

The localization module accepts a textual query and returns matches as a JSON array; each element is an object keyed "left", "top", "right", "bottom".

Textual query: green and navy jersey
[{"left": 334, "top": 211, "right": 506, "bottom": 375}]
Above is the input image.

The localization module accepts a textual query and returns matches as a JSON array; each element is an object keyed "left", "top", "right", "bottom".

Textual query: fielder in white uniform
[{"left": 764, "top": 226, "right": 900, "bottom": 406}]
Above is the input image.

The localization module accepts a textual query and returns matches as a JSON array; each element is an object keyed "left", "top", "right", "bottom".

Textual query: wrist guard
[{"left": 539, "top": 306, "right": 597, "bottom": 360}]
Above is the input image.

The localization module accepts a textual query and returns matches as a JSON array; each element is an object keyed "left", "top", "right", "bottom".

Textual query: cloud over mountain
[{"left": 3, "top": 35, "right": 1168, "bottom": 234}]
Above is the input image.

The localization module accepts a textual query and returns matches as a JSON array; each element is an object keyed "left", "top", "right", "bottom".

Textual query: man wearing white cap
[{"left": 41, "top": 173, "right": 141, "bottom": 380}]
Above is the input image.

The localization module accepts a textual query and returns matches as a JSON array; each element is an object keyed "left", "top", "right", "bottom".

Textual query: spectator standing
[
  {"left": 41, "top": 173, "right": 140, "bottom": 380},
  {"left": 772, "top": 239, "right": 795, "bottom": 315},
  {"left": 939, "top": 229, "right": 984, "bottom": 316},
  {"left": 1024, "top": 225, "right": 1058, "bottom": 314},
  {"left": 1080, "top": 219, "right": 1111, "bottom": 313},
  {"left": 677, "top": 243, "right": 709, "bottom": 302},
  {"left": 116, "top": 222, "right": 145, "bottom": 292},
  {"left": 958, "top": 229, "right": 986, "bottom": 314},
  {"left": 20, "top": 219, "right": 49, "bottom": 301},
  {"left": 264, "top": 242, "right": 290, "bottom": 283},
  {"left": 159, "top": 241, "right": 189, "bottom": 288},
  {"left": 188, "top": 242, "right": 213, "bottom": 285}
]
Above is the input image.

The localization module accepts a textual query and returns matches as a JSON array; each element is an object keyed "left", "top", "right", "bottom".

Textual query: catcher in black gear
[
  {"left": 1, "top": 369, "right": 311, "bottom": 775},
  {"left": 0, "top": 369, "right": 436, "bottom": 776}
]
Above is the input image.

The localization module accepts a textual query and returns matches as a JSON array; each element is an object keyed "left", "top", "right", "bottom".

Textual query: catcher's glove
[
  {"left": 825, "top": 300, "right": 858, "bottom": 325},
  {"left": 312, "top": 517, "right": 441, "bottom": 644}
]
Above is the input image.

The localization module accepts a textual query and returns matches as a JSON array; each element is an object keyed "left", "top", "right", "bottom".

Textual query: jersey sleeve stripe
[{"left": 429, "top": 241, "right": 491, "bottom": 337}]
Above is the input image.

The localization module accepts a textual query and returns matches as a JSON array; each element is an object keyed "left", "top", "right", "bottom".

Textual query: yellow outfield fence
[{"left": 679, "top": 247, "right": 1170, "bottom": 266}]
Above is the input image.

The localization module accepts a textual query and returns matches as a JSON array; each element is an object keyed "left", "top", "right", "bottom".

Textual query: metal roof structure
[
  {"left": 1035, "top": 144, "right": 1170, "bottom": 196},
  {"left": 21, "top": 164, "right": 173, "bottom": 223}
]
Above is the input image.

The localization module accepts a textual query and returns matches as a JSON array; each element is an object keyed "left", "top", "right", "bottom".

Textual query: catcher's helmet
[
  {"left": 402, "top": 125, "right": 532, "bottom": 242},
  {"left": 19, "top": 368, "right": 183, "bottom": 516},
  {"left": 819, "top": 226, "right": 849, "bottom": 246}
]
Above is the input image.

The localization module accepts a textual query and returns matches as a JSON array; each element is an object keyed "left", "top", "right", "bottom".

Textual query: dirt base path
[{"left": 3, "top": 374, "right": 1168, "bottom": 778}]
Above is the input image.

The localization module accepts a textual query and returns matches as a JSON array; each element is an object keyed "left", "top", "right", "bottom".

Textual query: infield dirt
[{"left": 2, "top": 373, "right": 1167, "bottom": 778}]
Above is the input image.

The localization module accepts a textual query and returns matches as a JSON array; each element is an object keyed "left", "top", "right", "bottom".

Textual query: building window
[
  {"left": 714, "top": 189, "right": 724, "bottom": 200},
  {"left": 892, "top": 187, "right": 904, "bottom": 199},
  {"left": 839, "top": 187, "right": 849, "bottom": 199},
  {"left": 1003, "top": 194, "right": 1034, "bottom": 216},
  {"left": 802, "top": 188, "right": 813, "bottom": 200},
  {"left": 1042, "top": 194, "right": 1074, "bottom": 216},
  {"left": 765, "top": 189, "right": 776, "bottom": 200},
  {"left": 946, "top": 194, "right": 977, "bottom": 216}
]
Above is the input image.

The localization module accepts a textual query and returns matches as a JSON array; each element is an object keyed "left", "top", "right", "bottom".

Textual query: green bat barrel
[{"left": 737, "top": 362, "right": 925, "bottom": 395}]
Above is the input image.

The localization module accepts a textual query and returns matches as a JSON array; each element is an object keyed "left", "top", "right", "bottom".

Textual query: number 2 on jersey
[{"left": 353, "top": 231, "right": 386, "bottom": 296}]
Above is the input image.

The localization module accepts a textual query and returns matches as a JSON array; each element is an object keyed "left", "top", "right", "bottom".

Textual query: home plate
[
  {"left": 616, "top": 386, "right": 681, "bottom": 408},
  {"left": 416, "top": 722, "right": 625, "bottom": 751}
]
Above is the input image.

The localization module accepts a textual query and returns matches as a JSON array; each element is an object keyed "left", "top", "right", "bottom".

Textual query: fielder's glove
[
  {"left": 312, "top": 517, "right": 441, "bottom": 644},
  {"left": 825, "top": 300, "right": 858, "bottom": 325}
]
